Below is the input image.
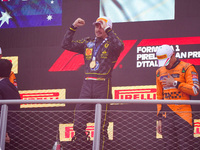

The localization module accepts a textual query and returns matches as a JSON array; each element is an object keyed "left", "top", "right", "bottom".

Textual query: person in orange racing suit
[{"left": 156, "top": 45, "right": 199, "bottom": 150}]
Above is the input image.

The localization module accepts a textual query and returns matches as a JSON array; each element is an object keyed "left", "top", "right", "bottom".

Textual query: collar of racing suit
[{"left": 166, "top": 58, "right": 180, "bottom": 70}]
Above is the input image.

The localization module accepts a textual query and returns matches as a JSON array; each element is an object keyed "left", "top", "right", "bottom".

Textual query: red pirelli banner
[
  {"left": 59, "top": 122, "right": 113, "bottom": 141},
  {"left": 112, "top": 85, "right": 157, "bottom": 100},
  {"left": 19, "top": 89, "right": 66, "bottom": 108},
  {"left": 194, "top": 119, "right": 200, "bottom": 137}
]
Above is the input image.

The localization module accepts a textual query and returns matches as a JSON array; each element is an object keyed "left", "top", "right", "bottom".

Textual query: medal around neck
[{"left": 90, "top": 60, "right": 96, "bottom": 69}]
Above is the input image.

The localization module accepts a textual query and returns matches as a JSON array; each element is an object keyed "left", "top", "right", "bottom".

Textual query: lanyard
[{"left": 92, "top": 38, "right": 107, "bottom": 61}]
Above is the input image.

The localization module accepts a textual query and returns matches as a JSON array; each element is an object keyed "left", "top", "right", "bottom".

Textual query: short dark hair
[{"left": 0, "top": 59, "right": 12, "bottom": 77}]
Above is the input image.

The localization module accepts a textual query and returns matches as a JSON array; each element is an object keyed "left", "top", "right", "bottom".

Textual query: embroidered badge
[
  {"left": 104, "top": 43, "right": 109, "bottom": 48},
  {"left": 85, "top": 48, "right": 93, "bottom": 60},
  {"left": 101, "top": 50, "right": 108, "bottom": 58},
  {"left": 87, "top": 42, "right": 95, "bottom": 48}
]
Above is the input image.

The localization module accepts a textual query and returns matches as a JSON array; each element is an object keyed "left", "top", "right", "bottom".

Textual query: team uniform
[
  {"left": 0, "top": 78, "right": 20, "bottom": 105},
  {"left": 0, "top": 59, "right": 20, "bottom": 148},
  {"left": 156, "top": 59, "right": 199, "bottom": 150},
  {"left": 62, "top": 25, "right": 124, "bottom": 148}
]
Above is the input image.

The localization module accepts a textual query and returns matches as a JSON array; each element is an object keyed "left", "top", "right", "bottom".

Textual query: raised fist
[{"left": 73, "top": 18, "right": 85, "bottom": 28}]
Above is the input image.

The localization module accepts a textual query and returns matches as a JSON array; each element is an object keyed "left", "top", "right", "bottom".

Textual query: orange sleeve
[
  {"left": 9, "top": 71, "right": 18, "bottom": 88},
  {"left": 9, "top": 71, "right": 16, "bottom": 84},
  {"left": 178, "top": 65, "right": 199, "bottom": 96},
  {"left": 156, "top": 69, "right": 163, "bottom": 116},
  {"left": 156, "top": 69, "right": 163, "bottom": 100}
]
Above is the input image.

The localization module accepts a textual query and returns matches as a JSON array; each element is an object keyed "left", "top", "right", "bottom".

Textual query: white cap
[
  {"left": 0, "top": 47, "right": 2, "bottom": 55},
  {"left": 93, "top": 16, "right": 112, "bottom": 29},
  {"left": 156, "top": 45, "right": 174, "bottom": 67}
]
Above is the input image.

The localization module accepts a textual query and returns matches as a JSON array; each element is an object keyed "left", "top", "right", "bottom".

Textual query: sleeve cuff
[
  {"left": 176, "top": 81, "right": 181, "bottom": 89},
  {"left": 69, "top": 24, "right": 77, "bottom": 32}
]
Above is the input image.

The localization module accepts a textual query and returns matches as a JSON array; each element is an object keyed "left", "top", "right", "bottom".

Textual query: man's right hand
[
  {"left": 6, "top": 133, "right": 10, "bottom": 143},
  {"left": 73, "top": 18, "right": 85, "bottom": 28}
]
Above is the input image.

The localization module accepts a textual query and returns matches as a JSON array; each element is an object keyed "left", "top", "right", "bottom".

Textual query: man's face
[
  {"left": 166, "top": 54, "right": 175, "bottom": 69},
  {"left": 94, "top": 23, "right": 107, "bottom": 39}
]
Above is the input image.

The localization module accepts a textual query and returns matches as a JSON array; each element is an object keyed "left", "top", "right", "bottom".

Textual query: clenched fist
[{"left": 73, "top": 18, "right": 85, "bottom": 28}]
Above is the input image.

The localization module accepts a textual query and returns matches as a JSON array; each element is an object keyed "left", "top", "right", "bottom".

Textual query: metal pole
[
  {"left": 0, "top": 104, "right": 8, "bottom": 150},
  {"left": 2, "top": 99, "right": 200, "bottom": 105},
  {"left": 93, "top": 103, "right": 102, "bottom": 150}
]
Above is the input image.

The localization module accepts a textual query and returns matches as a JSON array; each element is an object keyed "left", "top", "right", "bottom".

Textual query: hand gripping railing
[{"left": 1, "top": 99, "right": 200, "bottom": 150}]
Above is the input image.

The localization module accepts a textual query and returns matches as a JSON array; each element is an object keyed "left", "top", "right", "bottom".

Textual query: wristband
[
  {"left": 173, "top": 80, "right": 178, "bottom": 87},
  {"left": 176, "top": 81, "right": 181, "bottom": 89},
  {"left": 69, "top": 24, "right": 77, "bottom": 32}
]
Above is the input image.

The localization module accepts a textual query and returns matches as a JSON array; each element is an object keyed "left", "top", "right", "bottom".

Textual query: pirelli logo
[
  {"left": 2, "top": 56, "right": 18, "bottom": 74},
  {"left": 112, "top": 85, "right": 157, "bottom": 100},
  {"left": 156, "top": 54, "right": 167, "bottom": 60},
  {"left": 19, "top": 89, "right": 66, "bottom": 108},
  {"left": 194, "top": 119, "right": 200, "bottom": 137},
  {"left": 59, "top": 122, "right": 113, "bottom": 141}
]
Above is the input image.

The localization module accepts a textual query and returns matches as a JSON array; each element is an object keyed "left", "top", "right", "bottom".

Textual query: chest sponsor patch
[
  {"left": 101, "top": 50, "right": 108, "bottom": 58},
  {"left": 160, "top": 75, "right": 168, "bottom": 80},
  {"left": 192, "top": 75, "right": 198, "bottom": 78},
  {"left": 87, "top": 42, "right": 95, "bottom": 48},
  {"left": 104, "top": 43, "right": 109, "bottom": 48},
  {"left": 85, "top": 48, "right": 93, "bottom": 56},
  {"left": 171, "top": 74, "right": 180, "bottom": 78},
  {"left": 194, "top": 81, "right": 199, "bottom": 85},
  {"left": 192, "top": 71, "right": 197, "bottom": 75},
  {"left": 193, "top": 78, "right": 199, "bottom": 82}
]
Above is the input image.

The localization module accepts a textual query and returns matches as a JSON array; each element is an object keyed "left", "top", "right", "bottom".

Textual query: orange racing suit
[
  {"left": 9, "top": 71, "right": 18, "bottom": 88},
  {"left": 156, "top": 59, "right": 199, "bottom": 126}
]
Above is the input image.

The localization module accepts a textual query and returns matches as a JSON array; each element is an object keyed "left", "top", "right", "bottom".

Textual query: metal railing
[{"left": 1, "top": 99, "right": 200, "bottom": 150}]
